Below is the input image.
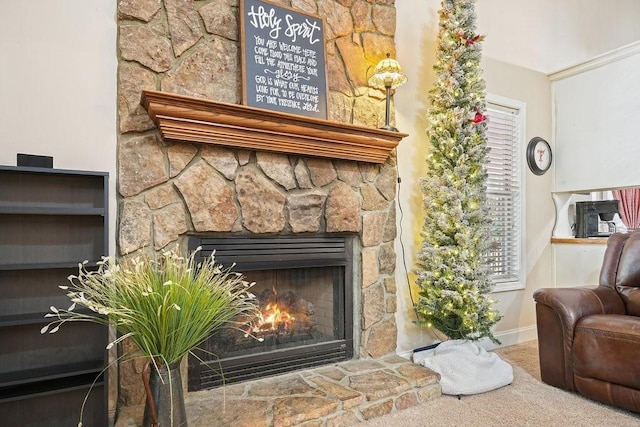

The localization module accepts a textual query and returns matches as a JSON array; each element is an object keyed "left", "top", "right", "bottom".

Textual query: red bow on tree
[
  {"left": 472, "top": 111, "right": 486, "bottom": 123},
  {"left": 456, "top": 33, "right": 484, "bottom": 45},
  {"left": 465, "top": 35, "right": 483, "bottom": 45}
]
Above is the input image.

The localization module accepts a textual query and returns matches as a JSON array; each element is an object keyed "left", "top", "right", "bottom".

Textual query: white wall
[
  {"left": 392, "top": 1, "right": 441, "bottom": 351},
  {"left": 552, "top": 43, "right": 640, "bottom": 193},
  {"left": 0, "top": 1, "right": 118, "bottom": 256},
  {"left": 554, "top": 244, "right": 606, "bottom": 288},
  {"left": 476, "top": 0, "right": 640, "bottom": 73},
  {"left": 394, "top": 1, "right": 554, "bottom": 354}
]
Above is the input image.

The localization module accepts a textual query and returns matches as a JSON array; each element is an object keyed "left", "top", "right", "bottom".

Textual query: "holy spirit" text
[{"left": 247, "top": 5, "right": 321, "bottom": 45}]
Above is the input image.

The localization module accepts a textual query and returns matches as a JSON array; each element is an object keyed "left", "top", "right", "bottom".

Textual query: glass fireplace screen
[{"left": 187, "top": 234, "right": 354, "bottom": 390}]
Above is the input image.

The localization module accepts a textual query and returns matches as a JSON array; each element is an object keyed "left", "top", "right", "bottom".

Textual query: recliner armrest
[
  {"left": 533, "top": 286, "right": 624, "bottom": 390},
  {"left": 534, "top": 286, "right": 625, "bottom": 328}
]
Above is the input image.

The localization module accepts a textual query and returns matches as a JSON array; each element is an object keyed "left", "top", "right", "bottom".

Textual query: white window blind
[{"left": 485, "top": 96, "right": 525, "bottom": 291}]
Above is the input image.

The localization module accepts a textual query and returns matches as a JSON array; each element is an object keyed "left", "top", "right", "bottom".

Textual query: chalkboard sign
[{"left": 240, "top": 0, "right": 328, "bottom": 119}]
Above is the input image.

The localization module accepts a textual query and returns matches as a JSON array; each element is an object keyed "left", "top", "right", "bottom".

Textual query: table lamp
[{"left": 368, "top": 53, "right": 407, "bottom": 131}]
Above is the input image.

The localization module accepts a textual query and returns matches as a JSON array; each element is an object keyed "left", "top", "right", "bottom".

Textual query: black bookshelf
[{"left": 0, "top": 165, "right": 109, "bottom": 426}]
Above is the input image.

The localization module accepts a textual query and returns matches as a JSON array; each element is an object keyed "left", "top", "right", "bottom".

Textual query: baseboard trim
[
  {"left": 397, "top": 325, "right": 538, "bottom": 359},
  {"left": 481, "top": 325, "right": 538, "bottom": 351}
]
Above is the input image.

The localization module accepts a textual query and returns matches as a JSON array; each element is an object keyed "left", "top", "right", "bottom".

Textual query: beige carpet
[{"left": 361, "top": 340, "right": 640, "bottom": 426}]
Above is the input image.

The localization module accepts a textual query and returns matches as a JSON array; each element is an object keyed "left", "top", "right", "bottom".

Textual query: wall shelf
[
  {"left": 141, "top": 90, "right": 407, "bottom": 164},
  {"left": 0, "top": 375, "right": 103, "bottom": 403},
  {"left": 0, "top": 205, "right": 105, "bottom": 215},
  {"left": 0, "top": 308, "right": 96, "bottom": 327},
  {"left": 551, "top": 237, "right": 608, "bottom": 245},
  {"left": 0, "top": 361, "right": 104, "bottom": 389},
  {"left": 0, "top": 261, "right": 101, "bottom": 271}
]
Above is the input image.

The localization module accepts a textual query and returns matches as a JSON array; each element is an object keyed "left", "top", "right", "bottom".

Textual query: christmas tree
[{"left": 414, "top": 0, "right": 501, "bottom": 343}]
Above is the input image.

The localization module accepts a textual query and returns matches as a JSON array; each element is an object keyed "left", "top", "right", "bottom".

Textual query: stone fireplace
[
  {"left": 115, "top": 0, "right": 410, "bottom": 412},
  {"left": 117, "top": 103, "right": 404, "bottom": 403}
]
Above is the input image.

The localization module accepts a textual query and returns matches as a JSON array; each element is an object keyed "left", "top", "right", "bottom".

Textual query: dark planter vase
[{"left": 142, "top": 360, "right": 187, "bottom": 427}]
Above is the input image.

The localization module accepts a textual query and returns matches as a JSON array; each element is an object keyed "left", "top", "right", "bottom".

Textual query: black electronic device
[
  {"left": 575, "top": 200, "right": 620, "bottom": 238},
  {"left": 17, "top": 153, "right": 53, "bottom": 168}
]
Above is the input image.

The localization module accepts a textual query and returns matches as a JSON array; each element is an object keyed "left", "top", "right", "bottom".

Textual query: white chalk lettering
[
  {"left": 278, "top": 42, "right": 302, "bottom": 54},
  {"left": 278, "top": 98, "right": 301, "bottom": 109},
  {"left": 284, "top": 15, "right": 320, "bottom": 44},
  {"left": 247, "top": 5, "right": 282, "bottom": 39}
]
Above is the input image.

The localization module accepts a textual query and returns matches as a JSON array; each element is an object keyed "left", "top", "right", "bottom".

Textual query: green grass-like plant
[{"left": 42, "top": 246, "right": 259, "bottom": 366}]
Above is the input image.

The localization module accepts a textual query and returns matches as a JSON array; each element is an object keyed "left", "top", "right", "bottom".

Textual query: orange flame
[{"left": 249, "top": 300, "right": 296, "bottom": 335}]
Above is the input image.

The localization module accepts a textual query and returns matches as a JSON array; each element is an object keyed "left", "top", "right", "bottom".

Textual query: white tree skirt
[{"left": 413, "top": 339, "right": 513, "bottom": 395}]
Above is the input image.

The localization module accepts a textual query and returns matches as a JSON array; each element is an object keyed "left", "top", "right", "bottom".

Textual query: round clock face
[{"left": 526, "top": 137, "right": 552, "bottom": 175}]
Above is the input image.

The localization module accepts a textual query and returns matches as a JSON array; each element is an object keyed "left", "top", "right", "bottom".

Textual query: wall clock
[{"left": 526, "top": 137, "right": 552, "bottom": 175}]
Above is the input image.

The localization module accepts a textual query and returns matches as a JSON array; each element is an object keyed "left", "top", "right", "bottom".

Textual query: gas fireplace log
[
  {"left": 257, "top": 289, "right": 316, "bottom": 330},
  {"left": 200, "top": 288, "right": 319, "bottom": 353}
]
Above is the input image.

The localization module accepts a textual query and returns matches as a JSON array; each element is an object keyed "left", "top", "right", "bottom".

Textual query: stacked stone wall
[{"left": 116, "top": 0, "right": 400, "bottom": 406}]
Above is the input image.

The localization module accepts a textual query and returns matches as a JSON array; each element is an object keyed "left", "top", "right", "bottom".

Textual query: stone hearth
[{"left": 115, "top": 356, "right": 441, "bottom": 427}]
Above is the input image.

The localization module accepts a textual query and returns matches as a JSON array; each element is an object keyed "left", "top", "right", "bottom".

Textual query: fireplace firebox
[{"left": 187, "top": 234, "right": 354, "bottom": 391}]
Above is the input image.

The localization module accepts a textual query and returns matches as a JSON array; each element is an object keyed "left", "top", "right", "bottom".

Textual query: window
[{"left": 485, "top": 94, "right": 526, "bottom": 291}]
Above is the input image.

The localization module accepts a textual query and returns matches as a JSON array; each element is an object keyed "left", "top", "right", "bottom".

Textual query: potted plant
[{"left": 41, "top": 246, "right": 259, "bottom": 427}]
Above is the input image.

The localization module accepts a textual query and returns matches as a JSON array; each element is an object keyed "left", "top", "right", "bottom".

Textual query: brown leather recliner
[{"left": 534, "top": 231, "right": 640, "bottom": 413}]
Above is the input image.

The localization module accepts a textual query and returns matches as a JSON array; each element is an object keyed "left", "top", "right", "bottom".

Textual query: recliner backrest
[{"left": 600, "top": 231, "right": 640, "bottom": 316}]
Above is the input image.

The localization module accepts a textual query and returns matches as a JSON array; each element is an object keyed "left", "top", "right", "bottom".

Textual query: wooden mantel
[{"left": 141, "top": 90, "right": 407, "bottom": 164}]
